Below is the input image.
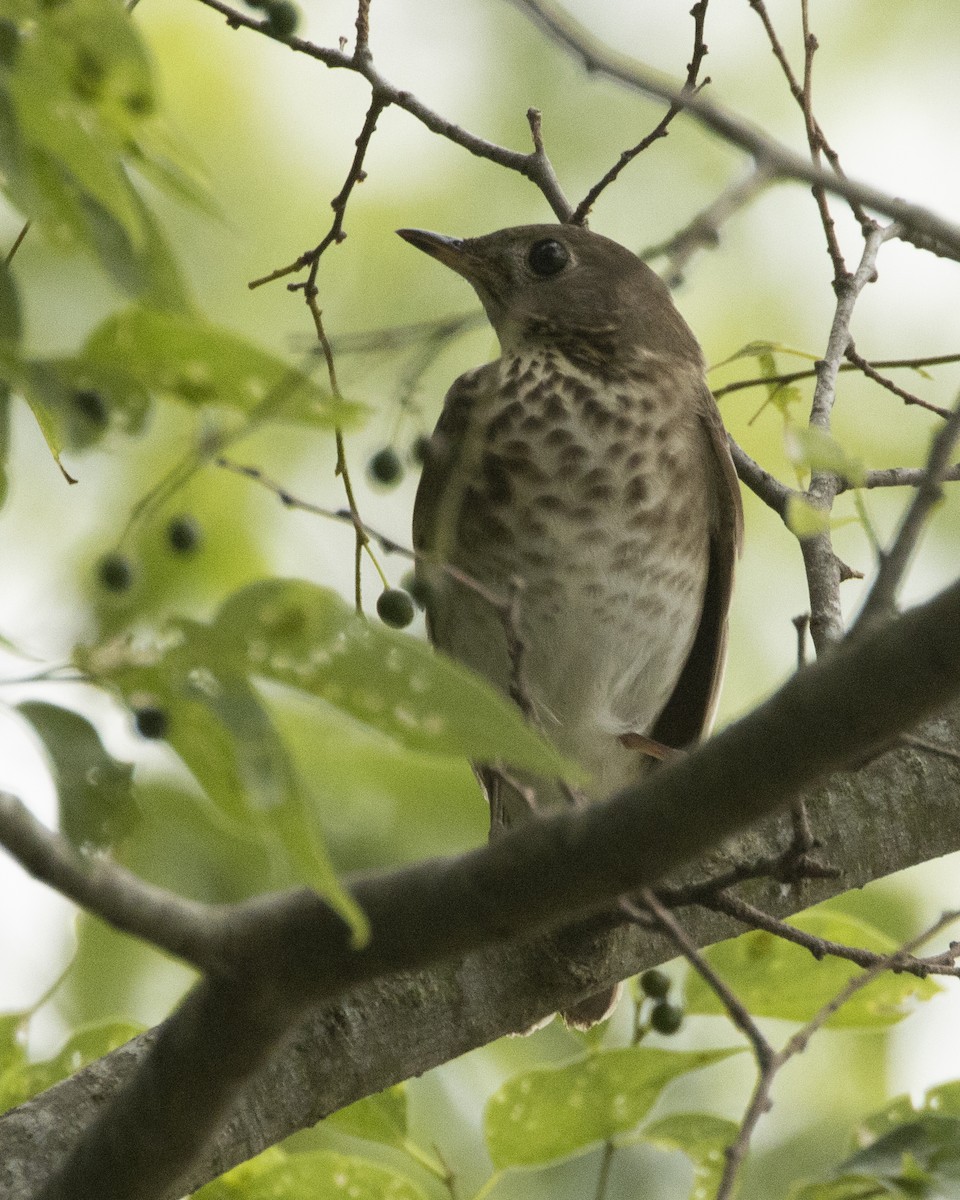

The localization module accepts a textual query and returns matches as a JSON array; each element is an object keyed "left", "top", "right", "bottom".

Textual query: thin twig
[
  {"left": 634, "top": 891, "right": 774, "bottom": 1068},
  {"left": 571, "top": 0, "right": 710, "bottom": 225},
  {"left": 801, "top": 222, "right": 899, "bottom": 650},
  {"left": 4, "top": 220, "right": 30, "bottom": 265},
  {"left": 855, "top": 395, "right": 960, "bottom": 631},
  {"left": 508, "top": 0, "right": 960, "bottom": 259},
  {"left": 640, "top": 163, "right": 774, "bottom": 285},
  {"left": 715, "top": 910, "right": 960, "bottom": 1198},
  {"left": 844, "top": 342, "right": 938, "bottom": 415},
  {"left": 728, "top": 436, "right": 793, "bottom": 517},
  {"left": 703, "top": 890, "right": 960, "bottom": 980},
  {"left": 836, "top": 463, "right": 960, "bottom": 494},
  {"left": 714, "top": 354, "right": 960, "bottom": 415}
]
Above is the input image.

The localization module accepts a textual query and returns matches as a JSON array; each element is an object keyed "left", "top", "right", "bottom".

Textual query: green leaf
[
  {"left": 17, "top": 701, "right": 138, "bottom": 849},
  {"left": 484, "top": 1047, "right": 741, "bottom": 1168},
  {"left": 81, "top": 308, "right": 362, "bottom": 426},
  {"left": 785, "top": 425, "right": 867, "bottom": 487},
  {"left": 7, "top": 7, "right": 144, "bottom": 244},
  {"left": 862, "top": 1081, "right": 960, "bottom": 1143},
  {"left": 327, "top": 1084, "right": 409, "bottom": 1147},
  {"left": 791, "top": 1117, "right": 960, "bottom": 1200},
  {"left": 643, "top": 1112, "right": 738, "bottom": 1198},
  {"left": 194, "top": 1148, "right": 429, "bottom": 1200},
  {"left": 214, "top": 579, "right": 580, "bottom": 776},
  {"left": 711, "top": 340, "right": 820, "bottom": 371},
  {"left": 0, "top": 1013, "right": 29, "bottom": 1116},
  {"left": 685, "top": 908, "right": 940, "bottom": 1028},
  {"left": 83, "top": 622, "right": 369, "bottom": 943},
  {"left": 0, "top": 1020, "right": 142, "bottom": 1113}
]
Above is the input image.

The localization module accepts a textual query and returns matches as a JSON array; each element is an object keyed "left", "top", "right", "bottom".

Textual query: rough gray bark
[{"left": 2, "top": 703, "right": 958, "bottom": 1200}]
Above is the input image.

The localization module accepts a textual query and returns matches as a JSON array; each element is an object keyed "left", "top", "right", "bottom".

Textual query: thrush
[{"left": 399, "top": 223, "right": 743, "bottom": 1028}]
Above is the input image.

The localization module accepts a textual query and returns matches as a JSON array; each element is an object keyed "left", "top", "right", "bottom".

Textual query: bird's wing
[
  {"left": 652, "top": 388, "right": 744, "bottom": 749},
  {"left": 412, "top": 364, "right": 490, "bottom": 561}
]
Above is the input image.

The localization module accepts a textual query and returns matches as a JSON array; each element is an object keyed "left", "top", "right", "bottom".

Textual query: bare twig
[
  {"left": 192, "top": 0, "right": 573, "bottom": 222},
  {"left": 713, "top": 354, "right": 960, "bottom": 414},
  {"left": 635, "top": 891, "right": 774, "bottom": 1067},
  {"left": 727, "top": 436, "right": 793, "bottom": 517},
  {"left": 836, "top": 463, "right": 960, "bottom": 494},
  {"left": 4, "top": 220, "right": 30, "bottom": 265},
  {"left": 801, "top": 222, "right": 899, "bottom": 650},
  {"left": 571, "top": 0, "right": 710, "bottom": 225},
  {"left": 508, "top": 0, "right": 960, "bottom": 259},
  {"left": 716, "top": 910, "right": 960, "bottom": 1198},
  {"left": 703, "top": 890, "right": 960, "bottom": 980},
  {"left": 854, "top": 395, "right": 960, "bottom": 631},
  {"left": 844, "top": 342, "right": 942, "bottom": 416},
  {"left": 640, "top": 164, "right": 774, "bottom": 285}
]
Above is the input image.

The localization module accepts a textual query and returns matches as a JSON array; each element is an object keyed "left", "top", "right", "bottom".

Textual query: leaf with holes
[
  {"left": 685, "top": 908, "right": 940, "bottom": 1028},
  {"left": 80, "top": 308, "right": 364, "bottom": 426},
  {"left": 214, "top": 579, "right": 580, "bottom": 778},
  {"left": 484, "top": 1047, "right": 741, "bottom": 1168},
  {"left": 643, "top": 1112, "right": 738, "bottom": 1198}
]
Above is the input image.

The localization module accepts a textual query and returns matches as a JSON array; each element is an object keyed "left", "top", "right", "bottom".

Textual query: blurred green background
[{"left": 2, "top": 1, "right": 960, "bottom": 1196}]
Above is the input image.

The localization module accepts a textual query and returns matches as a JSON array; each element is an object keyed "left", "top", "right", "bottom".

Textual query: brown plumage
[{"left": 400, "top": 224, "right": 743, "bottom": 1027}]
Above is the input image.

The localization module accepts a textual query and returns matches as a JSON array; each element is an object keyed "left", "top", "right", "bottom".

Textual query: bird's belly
[{"left": 431, "top": 428, "right": 711, "bottom": 798}]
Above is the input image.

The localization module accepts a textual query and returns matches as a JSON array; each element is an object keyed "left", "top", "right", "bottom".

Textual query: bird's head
[{"left": 397, "top": 223, "right": 701, "bottom": 364}]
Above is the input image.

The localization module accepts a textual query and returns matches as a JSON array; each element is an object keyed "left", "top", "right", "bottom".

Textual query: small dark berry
[
  {"left": 167, "top": 515, "right": 202, "bottom": 555},
  {"left": 264, "top": 0, "right": 298, "bottom": 37},
  {"left": 72, "top": 389, "right": 108, "bottom": 428},
  {"left": 410, "top": 435, "right": 432, "bottom": 466},
  {"left": 97, "top": 553, "right": 135, "bottom": 593},
  {"left": 650, "top": 1002, "right": 683, "bottom": 1036},
  {"left": 376, "top": 588, "right": 415, "bottom": 629},
  {"left": 124, "top": 89, "right": 155, "bottom": 116},
  {"left": 639, "top": 968, "right": 671, "bottom": 999},
  {"left": 367, "top": 447, "right": 404, "bottom": 487},
  {"left": 400, "top": 570, "right": 432, "bottom": 611},
  {"left": 134, "top": 705, "right": 168, "bottom": 739}
]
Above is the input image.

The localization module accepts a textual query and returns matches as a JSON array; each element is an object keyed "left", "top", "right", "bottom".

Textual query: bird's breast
[{"left": 428, "top": 349, "right": 713, "bottom": 761}]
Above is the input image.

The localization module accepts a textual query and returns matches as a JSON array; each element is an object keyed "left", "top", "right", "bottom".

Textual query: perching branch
[{"left": 4, "top": 567, "right": 960, "bottom": 1200}]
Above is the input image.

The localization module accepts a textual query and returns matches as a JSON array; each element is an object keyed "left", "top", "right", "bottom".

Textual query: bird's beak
[{"left": 397, "top": 228, "right": 469, "bottom": 274}]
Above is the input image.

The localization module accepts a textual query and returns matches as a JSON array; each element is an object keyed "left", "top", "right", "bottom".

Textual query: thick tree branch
[{"left": 2, "top": 573, "right": 960, "bottom": 1199}]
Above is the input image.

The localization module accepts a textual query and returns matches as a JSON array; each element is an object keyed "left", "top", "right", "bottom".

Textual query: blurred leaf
[
  {"left": 0, "top": 0, "right": 211, "bottom": 293},
  {"left": 643, "top": 1112, "right": 738, "bottom": 1198},
  {"left": 327, "top": 1084, "right": 408, "bottom": 1147},
  {"left": 861, "top": 1081, "right": 960, "bottom": 1143},
  {"left": 0, "top": 1020, "right": 142, "bottom": 1113},
  {"left": 791, "top": 1117, "right": 960, "bottom": 1199},
  {"left": 214, "top": 579, "right": 580, "bottom": 775},
  {"left": 81, "top": 622, "right": 368, "bottom": 942},
  {"left": 685, "top": 908, "right": 940, "bottom": 1028},
  {"left": 6, "top": 1, "right": 145, "bottom": 243},
  {"left": 712, "top": 340, "right": 819, "bottom": 370},
  {"left": 16, "top": 700, "right": 138, "bottom": 850},
  {"left": 785, "top": 495, "right": 831, "bottom": 539},
  {"left": 0, "top": 1012, "right": 28, "bottom": 1115},
  {"left": 785, "top": 426, "right": 866, "bottom": 487},
  {"left": 194, "top": 1148, "right": 429, "bottom": 1200},
  {"left": 81, "top": 308, "right": 362, "bottom": 426},
  {"left": 484, "top": 1047, "right": 741, "bottom": 1168}
]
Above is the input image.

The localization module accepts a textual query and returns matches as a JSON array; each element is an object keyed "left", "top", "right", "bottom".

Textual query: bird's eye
[{"left": 527, "top": 239, "right": 569, "bottom": 277}]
